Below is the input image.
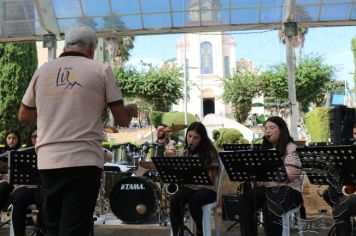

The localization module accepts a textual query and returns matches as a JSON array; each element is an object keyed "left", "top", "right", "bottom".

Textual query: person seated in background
[
  {"left": 9, "top": 127, "right": 44, "bottom": 236},
  {"left": 170, "top": 122, "right": 220, "bottom": 236},
  {"left": 0, "top": 129, "right": 22, "bottom": 212},
  {"left": 236, "top": 116, "right": 303, "bottom": 236},
  {"left": 352, "top": 122, "right": 356, "bottom": 144},
  {"left": 156, "top": 123, "right": 176, "bottom": 157},
  {"left": 320, "top": 122, "right": 356, "bottom": 236}
]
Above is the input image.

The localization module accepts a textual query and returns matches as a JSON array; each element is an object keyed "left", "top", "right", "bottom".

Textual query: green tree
[
  {"left": 261, "top": 55, "right": 335, "bottom": 112},
  {"left": 0, "top": 42, "right": 38, "bottom": 140},
  {"left": 115, "top": 63, "right": 184, "bottom": 112},
  {"left": 222, "top": 66, "right": 263, "bottom": 123}
]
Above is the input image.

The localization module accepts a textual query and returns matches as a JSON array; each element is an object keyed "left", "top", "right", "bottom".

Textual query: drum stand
[
  {"left": 158, "top": 178, "right": 169, "bottom": 226},
  {"left": 94, "top": 173, "right": 109, "bottom": 217}
]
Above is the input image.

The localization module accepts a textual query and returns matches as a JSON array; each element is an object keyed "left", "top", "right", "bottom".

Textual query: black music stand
[
  {"left": 296, "top": 145, "right": 356, "bottom": 186},
  {"left": 152, "top": 156, "right": 212, "bottom": 235},
  {"left": 297, "top": 145, "right": 356, "bottom": 235},
  {"left": 152, "top": 156, "right": 212, "bottom": 186},
  {"left": 8, "top": 148, "right": 40, "bottom": 186},
  {"left": 222, "top": 143, "right": 262, "bottom": 151},
  {"left": 220, "top": 150, "right": 287, "bottom": 183},
  {"left": 219, "top": 150, "right": 288, "bottom": 233}
]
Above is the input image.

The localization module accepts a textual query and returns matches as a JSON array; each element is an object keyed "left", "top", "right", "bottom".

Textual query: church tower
[{"left": 173, "top": 0, "right": 236, "bottom": 120}]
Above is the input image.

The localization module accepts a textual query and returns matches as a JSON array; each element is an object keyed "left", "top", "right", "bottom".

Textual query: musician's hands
[{"left": 208, "top": 167, "right": 219, "bottom": 185}]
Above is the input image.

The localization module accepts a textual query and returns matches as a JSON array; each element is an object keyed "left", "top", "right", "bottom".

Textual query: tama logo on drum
[{"left": 120, "top": 183, "right": 145, "bottom": 190}]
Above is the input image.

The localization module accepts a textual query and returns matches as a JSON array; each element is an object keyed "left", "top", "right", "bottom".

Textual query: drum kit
[{"left": 96, "top": 123, "right": 187, "bottom": 225}]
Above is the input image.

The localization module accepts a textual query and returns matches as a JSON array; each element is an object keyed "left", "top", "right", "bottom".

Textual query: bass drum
[{"left": 109, "top": 176, "right": 161, "bottom": 223}]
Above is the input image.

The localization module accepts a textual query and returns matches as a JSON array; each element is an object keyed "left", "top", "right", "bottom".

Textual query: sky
[{"left": 127, "top": 26, "right": 356, "bottom": 89}]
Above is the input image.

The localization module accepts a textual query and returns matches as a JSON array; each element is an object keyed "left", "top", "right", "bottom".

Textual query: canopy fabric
[{"left": 0, "top": 0, "right": 355, "bottom": 42}]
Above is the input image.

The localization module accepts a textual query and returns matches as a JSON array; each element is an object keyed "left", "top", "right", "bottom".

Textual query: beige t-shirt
[{"left": 22, "top": 52, "right": 123, "bottom": 170}]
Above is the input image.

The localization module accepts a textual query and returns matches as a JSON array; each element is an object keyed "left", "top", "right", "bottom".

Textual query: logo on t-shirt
[{"left": 56, "top": 66, "right": 82, "bottom": 89}]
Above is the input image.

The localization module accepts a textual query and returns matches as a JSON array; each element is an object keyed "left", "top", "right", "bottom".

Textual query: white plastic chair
[
  {"left": 281, "top": 172, "right": 306, "bottom": 236},
  {"left": 190, "top": 159, "right": 225, "bottom": 236},
  {"left": 281, "top": 205, "right": 304, "bottom": 236}
]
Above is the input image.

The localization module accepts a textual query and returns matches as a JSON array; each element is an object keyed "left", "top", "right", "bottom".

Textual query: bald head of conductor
[{"left": 64, "top": 26, "right": 98, "bottom": 59}]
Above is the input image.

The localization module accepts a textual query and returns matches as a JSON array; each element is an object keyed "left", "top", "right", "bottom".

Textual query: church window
[{"left": 200, "top": 41, "right": 213, "bottom": 74}]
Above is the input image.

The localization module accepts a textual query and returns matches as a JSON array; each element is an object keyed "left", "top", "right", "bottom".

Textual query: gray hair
[{"left": 64, "top": 26, "right": 98, "bottom": 50}]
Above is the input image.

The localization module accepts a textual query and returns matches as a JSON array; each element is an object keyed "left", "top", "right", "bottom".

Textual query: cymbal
[
  {"left": 103, "top": 125, "right": 119, "bottom": 133},
  {"left": 162, "top": 127, "right": 174, "bottom": 133},
  {"left": 171, "top": 124, "right": 187, "bottom": 132}
]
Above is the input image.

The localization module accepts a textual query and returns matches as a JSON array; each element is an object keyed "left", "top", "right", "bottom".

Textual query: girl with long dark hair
[
  {"left": 170, "top": 122, "right": 220, "bottom": 236},
  {"left": 237, "top": 116, "right": 303, "bottom": 236}
]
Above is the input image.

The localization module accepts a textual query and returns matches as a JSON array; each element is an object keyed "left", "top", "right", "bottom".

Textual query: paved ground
[{"left": 0, "top": 212, "right": 334, "bottom": 236}]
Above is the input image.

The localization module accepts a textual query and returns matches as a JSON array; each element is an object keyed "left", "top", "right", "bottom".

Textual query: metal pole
[
  {"left": 183, "top": 34, "right": 188, "bottom": 126},
  {"left": 43, "top": 34, "right": 57, "bottom": 61},
  {"left": 283, "top": 0, "right": 298, "bottom": 140},
  {"left": 286, "top": 36, "right": 299, "bottom": 140}
]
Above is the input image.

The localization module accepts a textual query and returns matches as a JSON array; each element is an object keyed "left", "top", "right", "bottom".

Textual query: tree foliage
[
  {"left": 222, "top": 66, "right": 263, "bottom": 123},
  {"left": 0, "top": 42, "right": 38, "bottom": 140},
  {"left": 261, "top": 55, "right": 335, "bottom": 112},
  {"left": 115, "top": 63, "right": 184, "bottom": 112},
  {"left": 103, "top": 13, "right": 134, "bottom": 67}
]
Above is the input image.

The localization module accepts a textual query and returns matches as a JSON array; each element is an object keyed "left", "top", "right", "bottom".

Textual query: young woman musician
[
  {"left": 237, "top": 116, "right": 303, "bottom": 236},
  {"left": 0, "top": 129, "right": 22, "bottom": 211},
  {"left": 170, "top": 122, "right": 220, "bottom": 236}
]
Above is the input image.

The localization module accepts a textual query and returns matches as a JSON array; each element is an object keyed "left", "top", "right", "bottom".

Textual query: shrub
[
  {"left": 212, "top": 129, "right": 220, "bottom": 141},
  {"left": 149, "top": 111, "right": 164, "bottom": 128},
  {"left": 215, "top": 128, "right": 244, "bottom": 148},
  {"left": 305, "top": 107, "right": 331, "bottom": 142}
]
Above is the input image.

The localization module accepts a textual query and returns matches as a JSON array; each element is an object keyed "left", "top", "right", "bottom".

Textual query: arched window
[{"left": 200, "top": 41, "right": 213, "bottom": 74}]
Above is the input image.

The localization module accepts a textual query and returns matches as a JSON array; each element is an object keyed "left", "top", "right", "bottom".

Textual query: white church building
[{"left": 171, "top": 0, "right": 240, "bottom": 120}]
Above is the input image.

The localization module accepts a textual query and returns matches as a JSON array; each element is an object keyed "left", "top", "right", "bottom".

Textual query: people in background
[
  {"left": 170, "top": 122, "right": 220, "bottom": 236},
  {"left": 0, "top": 129, "right": 22, "bottom": 211},
  {"left": 9, "top": 127, "right": 43, "bottom": 236},
  {"left": 156, "top": 123, "right": 176, "bottom": 157}
]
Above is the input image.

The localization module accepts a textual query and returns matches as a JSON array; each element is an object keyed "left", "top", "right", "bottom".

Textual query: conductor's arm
[
  {"left": 108, "top": 101, "right": 138, "bottom": 127},
  {"left": 18, "top": 103, "right": 37, "bottom": 124}
]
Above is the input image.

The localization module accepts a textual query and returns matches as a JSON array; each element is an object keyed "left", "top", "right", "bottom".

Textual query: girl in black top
[
  {"left": 170, "top": 122, "right": 220, "bottom": 236},
  {"left": 10, "top": 127, "right": 43, "bottom": 236}
]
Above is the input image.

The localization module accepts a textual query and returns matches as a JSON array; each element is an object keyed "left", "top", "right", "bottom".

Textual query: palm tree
[
  {"left": 103, "top": 13, "right": 134, "bottom": 68},
  {"left": 279, "top": 5, "right": 311, "bottom": 63}
]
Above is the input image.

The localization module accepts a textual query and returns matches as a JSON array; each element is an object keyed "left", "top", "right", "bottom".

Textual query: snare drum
[
  {"left": 113, "top": 143, "right": 139, "bottom": 165},
  {"left": 109, "top": 176, "right": 161, "bottom": 223},
  {"left": 140, "top": 143, "right": 165, "bottom": 169}
]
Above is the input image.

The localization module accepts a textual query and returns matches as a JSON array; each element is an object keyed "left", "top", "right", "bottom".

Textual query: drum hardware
[{"left": 139, "top": 143, "right": 164, "bottom": 169}]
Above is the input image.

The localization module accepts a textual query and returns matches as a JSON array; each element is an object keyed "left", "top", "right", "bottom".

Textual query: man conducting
[{"left": 18, "top": 26, "right": 137, "bottom": 236}]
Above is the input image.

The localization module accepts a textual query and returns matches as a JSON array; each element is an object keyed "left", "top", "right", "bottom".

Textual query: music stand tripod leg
[
  {"left": 179, "top": 225, "right": 194, "bottom": 236},
  {"left": 227, "top": 221, "right": 239, "bottom": 231}
]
